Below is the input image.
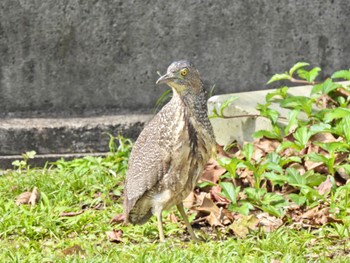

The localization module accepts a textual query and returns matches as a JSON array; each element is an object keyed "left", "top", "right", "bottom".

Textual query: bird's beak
[{"left": 156, "top": 73, "right": 176, "bottom": 85}]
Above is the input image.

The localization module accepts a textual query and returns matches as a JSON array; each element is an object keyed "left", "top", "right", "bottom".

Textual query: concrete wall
[{"left": 1, "top": 0, "right": 349, "bottom": 118}]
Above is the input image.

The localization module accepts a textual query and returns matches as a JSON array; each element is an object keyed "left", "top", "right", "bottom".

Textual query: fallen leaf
[
  {"left": 194, "top": 193, "right": 220, "bottom": 216},
  {"left": 253, "top": 138, "right": 280, "bottom": 160},
  {"left": 206, "top": 212, "right": 223, "bottom": 227},
  {"left": 15, "top": 191, "right": 31, "bottom": 205},
  {"left": 210, "top": 185, "right": 230, "bottom": 205},
  {"left": 310, "top": 132, "right": 337, "bottom": 143},
  {"left": 289, "top": 163, "right": 306, "bottom": 175},
  {"left": 256, "top": 212, "right": 283, "bottom": 232},
  {"left": 337, "top": 166, "right": 350, "bottom": 180},
  {"left": 229, "top": 214, "right": 259, "bottom": 238},
  {"left": 106, "top": 229, "right": 123, "bottom": 243},
  {"left": 15, "top": 187, "right": 40, "bottom": 206},
  {"left": 200, "top": 159, "right": 226, "bottom": 184},
  {"left": 62, "top": 244, "right": 84, "bottom": 256},
  {"left": 317, "top": 176, "right": 333, "bottom": 195},
  {"left": 183, "top": 191, "right": 196, "bottom": 209},
  {"left": 60, "top": 210, "right": 85, "bottom": 217},
  {"left": 109, "top": 213, "right": 125, "bottom": 225},
  {"left": 168, "top": 213, "right": 178, "bottom": 223}
]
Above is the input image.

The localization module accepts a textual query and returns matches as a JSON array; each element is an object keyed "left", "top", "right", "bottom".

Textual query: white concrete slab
[{"left": 208, "top": 81, "right": 350, "bottom": 146}]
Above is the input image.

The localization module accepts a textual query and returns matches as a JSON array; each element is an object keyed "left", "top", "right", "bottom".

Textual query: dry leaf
[
  {"left": 168, "top": 213, "right": 178, "bottom": 223},
  {"left": 289, "top": 163, "right": 306, "bottom": 175},
  {"left": 252, "top": 138, "right": 280, "bottom": 161},
  {"left": 200, "top": 159, "right": 226, "bottom": 184},
  {"left": 229, "top": 214, "right": 259, "bottom": 238},
  {"left": 15, "top": 191, "right": 31, "bottom": 205},
  {"left": 62, "top": 244, "right": 84, "bottom": 256},
  {"left": 317, "top": 176, "right": 333, "bottom": 196},
  {"left": 28, "top": 187, "right": 40, "bottom": 205},
  {"left": 60, "top": 210, "right": 85, "bottom": 217},
  {"left": 183, "top": 191, "right": 196, "bottom": 209},
  {"left": 256, "top": 212, "right": 283, "bottom": 232},
  {"left": 15, "top": 187, "right": 40, "bottom": 206},
  {"left": 109, "top": 213, "right": 125, "bottom": 225},
  {"left": 206, "top": 212, "right": 223, "bottom": 227},
  {"left": 310, "top": 132, "right": 337, "bottom": 143},
  {"left": 194, "top": 193, "right": 220, "bottom": 216},
  {"left": 210, "top": 186, "right": 230, "bottom": 205},
  {"left": 106, "top": 229, "right": 123, "bottom": 243}
]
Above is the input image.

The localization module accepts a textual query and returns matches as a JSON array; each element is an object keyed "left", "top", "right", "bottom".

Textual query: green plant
[{"left": 216, "top": 62, "right": 350, "bottom": 225}]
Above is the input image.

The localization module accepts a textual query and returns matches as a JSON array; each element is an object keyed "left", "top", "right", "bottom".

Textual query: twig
[
  {"left": 290, "top": 78, "right": 320, "bottom": 85},
  {"left": 213, "top": 114, "right": 288, "bottom": 121}
]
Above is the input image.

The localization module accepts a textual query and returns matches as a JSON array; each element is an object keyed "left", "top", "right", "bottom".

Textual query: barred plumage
[{"left": 124, "top": 60, "right": 215, "bottom": 242}]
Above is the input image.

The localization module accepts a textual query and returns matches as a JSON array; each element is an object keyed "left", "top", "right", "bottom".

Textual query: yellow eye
[{"left": 180, "top": 68, "right": 188, "bottom": 76}]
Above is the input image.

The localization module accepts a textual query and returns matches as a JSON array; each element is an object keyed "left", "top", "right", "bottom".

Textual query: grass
[{"left": 0, "top": 137, "right": 349, "bottom": 262}]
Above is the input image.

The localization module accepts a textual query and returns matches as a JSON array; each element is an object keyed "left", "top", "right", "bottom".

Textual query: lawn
[
  {"left": 2, "top": 63, "right": 350, "bottom": 262},
  {"left": 0, "top": 137, "right": 349, "bottom": 263}
]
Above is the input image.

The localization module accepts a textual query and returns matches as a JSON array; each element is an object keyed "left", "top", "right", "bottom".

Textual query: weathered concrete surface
[
  {"left": 1, "top": 0, "right": 350, "bottom": 118},
  {"left": 0, "top": 114, "right": 151, "bottom": 155},
  {"left": 208, "top": 81, "right": 350, "bottom": 146}
]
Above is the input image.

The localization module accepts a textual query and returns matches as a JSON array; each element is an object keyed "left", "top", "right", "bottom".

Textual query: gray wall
[{"left": 1, "top": 0, "right": 349, "bottom": 118}]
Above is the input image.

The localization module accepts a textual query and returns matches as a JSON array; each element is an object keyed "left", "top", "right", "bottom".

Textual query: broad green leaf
[
  {"left": 323, "top": 108, "right": 350, "bottom": 123},
  {"left": 262, "top": 193, "right": 289, "bottom": 207},
  {"left": 231, "top": 202, "right": 254, "bottom": 215},
  {"left": 265, "top": 152, "right": 281, "bottom": 164},
  {"left": 304, "top": 171, "right": 326, "bottom": 187},
  {"left": 289, "top": 62, "right": 310, "bottom": 77},
  {"left": 265, "top": 86, "right": 289, "bottom": 101},
  {"left": 257, "top": 102, "right": 280, "bottom": 124},
  {"left": 286, "top": 168, "right": 306, "bottom": 186},
  {"left": 220, "top": 182, "right": 239, "bottom": 203},
  {"left": 331, "top": 69, "right": 350, "bottom": 80},
  {"left": 263, "top": 172, "right": 286, "bottom": 185},
  {"left": 220, "top": 96, "right": 238, "bottom": 116},
  {"left": 260, "top": 205, "right": 285, "bottom": 217},
  {"left": 288, "top": 193, "right": 307, "bottom": 206},
  {"left": 306, "top": 152, "right": 329, "bottom": 164},
  {"left": 311, "top": 78, "right": 340, "bottom": 95},
  {"left": 314, "top": 141, "right": 350, "bottom": 154},
  {"left": 267, "top": 108, "right": 279, "bottom": 124},
  {"left": 218, "top": 157, "right": 240, "bottom": 178},
  {"left": 280, "top": 96, "right": 312, "bottom": 115},
  {"left": 340, "top": 116, "right": 350, "bottom": 142},
  {"left": 197, "top": 181, "right": 216, "bottom": 188},
  {"left": 309, "top": 123, "right": 332, "bottom": 134},
  {"left": 267, "top": 73, "right": 291, "bottom": 84},
  {"left": 264, "top": 162, "right": 284, "bottom": 174},
  {"left": 253, "top": 130, "right": 281, "bottom": 140},
  {"left": 297, "top": 67, "right": 321, "bottom": 82},
  {"left": 276, "top": 140, "right": 298, "bottom": 152},
  {"left": 285, "top": 109, "right": 300, "bottom": 134},
  {"left": 244, "top": 187, "right": 266, "bottom": 203},
  {"left": 280, "top": 156, "right": 302, "bottom": 167},
  {"left": 243, "top": 143, "right": 254, "bottom": 162},
  {"left": 293, "top": 126, "right": 312, "bottom": 148}
]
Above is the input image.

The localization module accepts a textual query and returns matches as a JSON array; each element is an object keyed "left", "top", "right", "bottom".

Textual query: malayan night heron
[{"left": 124, "top": 60, "right": 215, "bottom": 242}]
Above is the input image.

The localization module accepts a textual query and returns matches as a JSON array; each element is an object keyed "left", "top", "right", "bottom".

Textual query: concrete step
[
  {"left": 2, "top": 81, "right": 349, "bottom": 169},
  {"left": 208, "top": 81, "right": 350, "bottom": 146},
  {"left": 0, "top": 114, "right": 152, "bottom": 168}
]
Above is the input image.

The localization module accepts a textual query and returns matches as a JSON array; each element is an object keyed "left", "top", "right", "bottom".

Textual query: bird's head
[{"left": 156, "top": 60, "right": 203, "bottom": 95}]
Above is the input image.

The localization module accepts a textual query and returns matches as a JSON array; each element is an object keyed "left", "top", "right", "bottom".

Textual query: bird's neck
[{"left": 171, "top": 86, "right": 209, "bottom": 124}]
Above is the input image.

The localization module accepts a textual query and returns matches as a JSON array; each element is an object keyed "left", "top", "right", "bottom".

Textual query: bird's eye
[{"left": 180, "top": 69, "right": 188, "bottom": 76}]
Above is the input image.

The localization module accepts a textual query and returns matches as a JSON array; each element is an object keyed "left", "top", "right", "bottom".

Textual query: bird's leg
[
  {"left": 155, "top": 209, "right": 165, "bottom": 242},
  {"left": 176, "top": 203, "right": 200, "bottom": 242}
]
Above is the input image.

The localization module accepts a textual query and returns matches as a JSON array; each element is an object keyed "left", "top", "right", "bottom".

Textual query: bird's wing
[{"left": 124, "top": 122, "right": 171, "bottom": 214}]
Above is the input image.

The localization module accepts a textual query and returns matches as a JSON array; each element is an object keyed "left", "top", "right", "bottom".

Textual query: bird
[{"left": 123, "top": 60, "right": 216, "bottom": 242}]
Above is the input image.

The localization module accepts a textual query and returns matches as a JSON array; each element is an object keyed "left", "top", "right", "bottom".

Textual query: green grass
[{"left": 0, "top": 138, "right": 349, "bottom": 262}]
